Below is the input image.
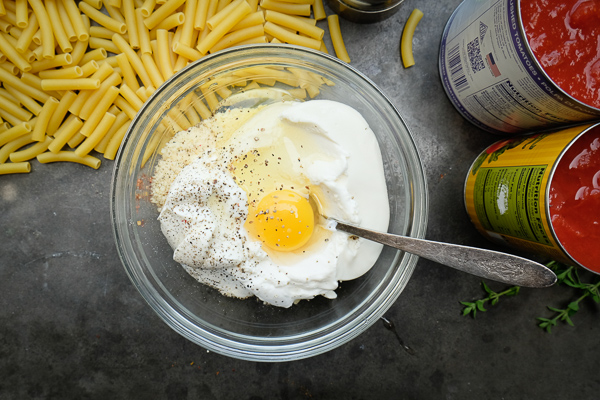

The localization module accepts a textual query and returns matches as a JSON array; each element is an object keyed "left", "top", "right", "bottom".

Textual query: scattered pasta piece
[{"left": 400, "top": 9, "right": 423, "bottom": 68}]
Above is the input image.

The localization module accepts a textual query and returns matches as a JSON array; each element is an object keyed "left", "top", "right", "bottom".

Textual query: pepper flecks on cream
[{"left": 152, "top": 97, "right": 390, "bottom": 308}]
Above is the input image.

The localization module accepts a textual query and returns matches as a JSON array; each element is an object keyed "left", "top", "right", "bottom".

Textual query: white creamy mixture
[{"left": 152, "top": 98, "right": 389, "bottom": 308}]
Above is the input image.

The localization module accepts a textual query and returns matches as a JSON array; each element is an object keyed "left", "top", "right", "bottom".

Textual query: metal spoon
[{"left": 310, "top": 196, "right": 557, "bottom": 288}]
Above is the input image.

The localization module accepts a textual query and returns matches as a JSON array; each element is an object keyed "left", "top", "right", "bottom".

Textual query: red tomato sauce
[
  {"left": 549, "top": 125, "right": 600, "bottom": 271},
  {"left": 521, "top": 0, "right": 600, "bottom": 109}
]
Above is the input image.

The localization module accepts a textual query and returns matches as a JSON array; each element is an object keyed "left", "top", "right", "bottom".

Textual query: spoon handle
[{"left": 335, "top": 222, "right": 556, "bottom": 288}]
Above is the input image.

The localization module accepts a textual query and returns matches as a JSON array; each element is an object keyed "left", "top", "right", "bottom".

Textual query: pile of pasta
[{"left": 0, "top": 0, "right": 351, "bottom": 176}]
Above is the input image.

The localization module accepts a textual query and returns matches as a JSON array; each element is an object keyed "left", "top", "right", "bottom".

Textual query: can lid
[{"left": 327, "top": 0, "right": 405, "bottom": 23}]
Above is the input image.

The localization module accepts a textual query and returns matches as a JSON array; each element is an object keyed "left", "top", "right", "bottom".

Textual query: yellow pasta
[
  {"left": 0, "top": 68, "right": 49, "bottom": 102},
  {"left": 259, "top": 0, "right": 311, "bottom": 16},
  {"left": 47, "top": 0, "right": 72, "bottom": 53},
  {"left": 172, "top": 41, "right": 202, "bottom": 61},
  {"left": 69, "top": 90, "right": 93, "bottom": 116},
  {"left": 0, "top": 87, "right": 19, "bottom": 104},
  {"left": 95, "top": 110, "right": 129, "bottom": 153},
  {"left": 15, "top": 0, "right": 27, "bottom": 28},
  {"left": 265, "top": 10, "right": 324, "bottom": 39},
  {"left": 156, "top": 29, "right": 174, "bottom": 80},
  {"left": 0, "top": 121, "right": 32, "bottom": 147},
  {"left": 104, "top": 2, "right": 126, "bottom": 23},
  {"left": 3, "top": 84, "right": 43, "bottom": 115},
  {"left": 41, "top": 78, "right": 101, "bottom": 91},
  {"left": 10, "top": 135, "right": 52, "bottom": 162},
  {"left": 216, "top": 0, "right": 232, "bottom": 12},
  {"left": 80, "top": 48, "right": 107, "bottom": 65},
  {"left": 108, "top": 0, "right": 123, "bottom": 6},
  {"left": 119, "top": 83, "right": 144, "bottom": 111},
  {"left": 179, "top": 0, "right": 197, "bottom": 46},
  {"left": 38, "top": 65, "right": 83, "bottom": 79},
  {"left": 114, "top": 95, "right": 138, "bottom": 119},
  {"left": 32, "top": 97, "right": 59, "bottom": 141},
  {"left": 80, "top": 72, "right": 122, "bottom": 120},
  {"left": 37, "top": 150, "right": 101, "bottom": 169},
  {"left": 152, "top": 12, "right": 185, "bottom": 32},
  {"left": 103, "top": 121, "right": 131, "bottom": 160},
  {"left": 81, "top": 0, "right": 103, "bottom": 9},
  {"left": 89, "top": 37, "right": 121, "bottom": 54},
  {"left": 207, "top": 0, "right": 243, "bottom": 30},
  {"left": 56, "top": 0, "right": 77, "bottom": 42},
  {"left": 195, "top": 0, "right": 210, "bottom": 30},
  {"left": 48, "top": 115, "right": 83, "bottom": 152},
  {"left": 77, "top": 112, "right": 117, "bottom": 156},
  {"left": 141, "top": 53, "right": 164, "bottom": 87},
  {"left": 116, "top": 53, "right": 140, "bottom": 91},
  {"left": 140, "top": 0, "right": 157, "bottom": 17},
  {"left": 122, "top": 0, "right": 139, "bottom": 49},
  {"left": 401, "top": 8, "right": 424, "bottom": 68},
  {"left": 230, "top": 10, "right": 264, "bottom": 31},
  {"left": 46, "top": 91, "right": 77, "bottom": 135},
  {"left": 61, "top": 0, "right": 89, "bottom": 41},
  {"left": 15, "top": 10, "right": 37, "bottom": 53},
  {"left": 71, "top": 39, "right": 90, "bottom": 65},
  {"left": 0, "top": 162, "right": 30, "bottom": 175},
  {"left": 0, "top": 96, "right": 32, "bottom": 121},
  {"left": 144, "top": 0, "right": 186, "bottom": 30},
  {"left": 209, "top": 24, "right": 264, "bottom": 53},
  {"left": 263, "top": 21, "right": 320, "bottom": 49},
  {"left": 30, "top": 53, "right": 72, "bottom": 74},
  {"left": 197, "top": 0, "right": 251, "bottom": 54},
  {"left": 327, "top": 14, "right": 350, "bottom": 63},
  {"left": 0, "top": 133, "right": 35, "bottom": 163},
  {"left": 0, "top": 32, "right": 31, "bottom": 72},
  {"left": 112, "top": 33, "right": 153, "bottom": 88},
  {"left": 133, "top": 9, "right": 151, "bottom": 55},
  {"left": 312, "top": 0, "right": 325, "bottom": 20}
]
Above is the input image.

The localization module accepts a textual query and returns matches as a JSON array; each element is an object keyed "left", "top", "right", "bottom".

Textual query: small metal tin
[{"left": 327, "top": 0, "right": 405, "bottom": 23}]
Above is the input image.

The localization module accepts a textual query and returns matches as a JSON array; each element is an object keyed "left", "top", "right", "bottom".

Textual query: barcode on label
[{"left": 448, "top": 43, "right": 470, "bottom": 92}]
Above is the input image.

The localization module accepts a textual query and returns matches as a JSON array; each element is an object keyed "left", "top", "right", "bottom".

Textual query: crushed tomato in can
[{"left": 465, "top": 123, "right": 600, "bottom": 274}]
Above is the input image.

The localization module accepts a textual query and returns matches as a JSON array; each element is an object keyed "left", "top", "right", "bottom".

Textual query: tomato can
[
  {"left": 439, "top": 0, "right": 600, "bottom": 134},
  {"left": 465, "top": 123, "right": 600, "bottom": 274}
]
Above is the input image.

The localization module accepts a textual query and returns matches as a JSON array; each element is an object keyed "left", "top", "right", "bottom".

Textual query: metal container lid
[{"left": 327, "top": 0, "right": 405, "bottom": 23}]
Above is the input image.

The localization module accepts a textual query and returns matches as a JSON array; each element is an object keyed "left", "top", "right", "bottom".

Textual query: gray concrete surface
[{"left": 1, "top": 1, "right": 599, "bottom": 399}]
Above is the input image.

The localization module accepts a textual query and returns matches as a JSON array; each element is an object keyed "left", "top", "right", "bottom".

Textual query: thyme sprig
[
  {"left": 537, "top": 261, "right": 600, "bottom": 333},
  {"left": 459, "top": 260, "right": 600, "bottom": 332},
  {"left": 460, "top": 282, "right": 520, "bottom": 318}
]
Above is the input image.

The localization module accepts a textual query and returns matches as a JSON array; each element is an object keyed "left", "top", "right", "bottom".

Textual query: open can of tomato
[
  {"left": 465, "top": 123, "right": 600, "bottom": 274},
  {"left": 440, "top": 0, "right": 600, "bottom": 134}
]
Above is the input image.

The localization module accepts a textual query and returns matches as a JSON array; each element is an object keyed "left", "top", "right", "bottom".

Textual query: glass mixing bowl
[{"left": 111, "top": 45, "right": 427, "bottom": 361}]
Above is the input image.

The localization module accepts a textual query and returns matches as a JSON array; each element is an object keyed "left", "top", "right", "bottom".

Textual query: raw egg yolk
[{"left": 247, "top": 190, "right": 314, "bottom": 251}]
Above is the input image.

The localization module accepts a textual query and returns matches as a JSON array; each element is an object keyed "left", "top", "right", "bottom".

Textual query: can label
[
  {"left": 464, "top": 125, "right": 592, "bottom": 264},
  {"left": 440, "top": 0, "right": 600, "bottom": 134}
]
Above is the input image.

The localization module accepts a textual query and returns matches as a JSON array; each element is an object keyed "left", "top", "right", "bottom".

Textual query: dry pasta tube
[
  {"left": 152, "top": 12, "right": 185, "bottom": 32},
  {"left": 80, "top": 86, "right": 120, "bottom": 136},
  {"left": 119, "top": 83, "right": 144, "bottom": 111},
  {"left": 173, "top": 41, "right": 202, "bottom": 61},
  {"left": 29, "top": 53, "right": 73, "bottom": 74},
  {"left": 37, "top": 151, "right": 101, "bottom": 169},
  {"left": 0, "top": 33, "right": 31, "bottom": 72},
  {"left": 140, "top": 0, "right": 157, "bottom": 17},
  {"left": 41, "top": 78, "right": 100, "bottom": 91},
  {"left": 80, "top": 71, "right": 122, "bottom": 120},
  {"left": 209, "top": 24, "right": 264, "bottom": 53},
  {"left": 144, "top": 0, "right": 187, "bottom": 30},
  {"left": 0, "top": 134, "right": 35, "bottom": 163},
  {"left": 401, "top": 9, "right": 423, "bottom": 68},
  {"left": 156, "top": 29, "right": 174, "bottom": 79},
  {"left": 76, "top": 112, "right": 117, "bottom": 156},
  {"left": 49, "top": 116, "right": 83, "bottom": 153},
  {"left": 32, "top": 97, "right": 60, "bottom": 141},
  {"left": 112, "top": 33, "right": 153, "bottom": 88},
  {"left": 3, "top": 84, "right": 43, "bottom": 115},
  {"left": 327, "top": 15, "right": 350, "bottom": 63},
  {"left": 95, "top": 111, "right": 129, "bottom": 153},
  {"left": 62, "top": 0, "right": 89, "bottom": 41},
  {"left": 79, "top": 1, "right": 126, "bottom": 34},
  {"left": 116, "top": 53, "right": 140, "bottom": 91},
  {"left": 15, "top": 0, "right": 28, "bottom": 29},
  {"left": 122, "top": 0, "right": 139, "bottom": 49},
  {"left": 0, "top": 95, "right": 32, "bottom": 121},
  {"left": 196, "top": 0, "right": 251, "bottom": 54},
  {"left": 136, "top": 8, "right": 152, "bottom": 55},
  {"left": 67, "top": 132, "right": 86, "bottom": 148},
  {"left": 38, "top": 65, "right": 83, "bottom": 80},
  {"left": 113, "top": 95, "right": 138, "bottom": 119},
  {"left": 47, "top": 91, "right": 78, "bottom": 135},
  {"left": 263, "top": 21, "right": 320, "bottom": 50},
  {"left": 0, "top": 162, "right": 31, "bottom": 175},
  {"left": 0, "top": 121, "right": 32, "bottom": 147},
  {"left": 259, "top": 0, "right": 311, "bottom": 16},
  {"left": 312, "top": 0, "right": 326, "bottom": 20},
  {"left": 46, "top": 0, "right": 72, "bottom": 53},
  {"left": 207, "top": 0, "right": 244, "bottom": 30},
  {"left": 28, "top": 0, "right": 55, "bottom": 58},
  {"left": 10, "top": 135, "right": 52, "bottom": 162},
  {"left": 141, "top": 53, "right": 165, "bottom": 88},
  {"left": 80, "top": 48, "right": 108, "bottom": 65},
  {"left": 195, "top": 0, "right": 210, "bottom": 30},
  {"left": 265, "top": 10, "right": 324, "bottom": 40},
  {"left": 103, "top": 121, "right": 131, "bottom": 160},
  {"left": 230, "top": 10, "right": 265, "bottom": 31}
]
